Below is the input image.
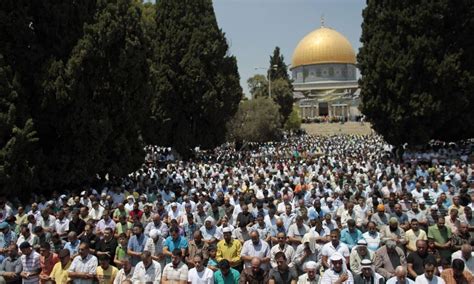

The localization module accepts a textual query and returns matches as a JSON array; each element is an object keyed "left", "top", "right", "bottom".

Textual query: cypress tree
[
  {"left": 0, "top": 0, "right": 98, "bottom": 192},
  {"left": 269, "top": 47, "right": 291, "bottom": 84},
  {"left": 53, "top": 0, "right": 150, "bottom": 183},
  {"left": 269, "top": 47, "right": 293, "bottom": 123},
  {"left": 150, "top": 0, "right": 242, "bottom": 156},
  {"left": 358, "top": 0, "right": 474, "bottom": 146},
  {"left": 0, "top": 54, "right": 37, "bottom": 197}
]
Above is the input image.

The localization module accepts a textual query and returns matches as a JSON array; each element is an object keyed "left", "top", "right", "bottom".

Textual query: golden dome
[{"left": 292, "top": 27, "right": 356, "bottom": 68}]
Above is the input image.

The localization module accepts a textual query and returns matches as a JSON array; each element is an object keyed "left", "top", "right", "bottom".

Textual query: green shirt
[
  {"left": 115, "top": 245, "right": 127, "bottom": 261},
  {"left": 428, "top": 224, "right": 452, "bottom": 259},
  {"left": 113, "top": 208, "right": 128, "bottom": 219},
  {"left": 214, "top": 268, "right": 240, "bottom": 284},
  {"left": 116, "top": 222, "right": 132, "bottom": 235}
]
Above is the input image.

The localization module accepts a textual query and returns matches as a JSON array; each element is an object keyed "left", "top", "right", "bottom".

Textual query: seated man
[
  {"left": 213, "top": 260, "right": 240, "bottom": 284},
  {"left": 340, "top": 219, "right": 363, "bottom": 250},
  {"left": 406, "top": 240, "right": 437, "bottom": 280},
  {"left": 352, "top": 259, "right": 384, "bottom": 284},
  {"left": 451, "top": 244, "right": 474, "bottom": 275},
  {"left": 414, "top": 261, "right": 444, "bottom": 284},
  {"left": 321, "top": 253, "right": 353, "bottom": 284},
  {"left": 374, "top": 240, "right": 407, "bottom": 280},
  {"left": 386, "top": 266, "right": 415, "bottom": 284},
  {"left": 297, "top": 261, "right": 319, "bottom": 284},
  {"left": 0, "top": 244, "right": 22, "bottom": 284},
  {"left": 350, "top": 239, "right": 374, "bottom": 275},
  {"left": 235, "top": 257, "right": 269, "bottom": 284},
  {"left": 441, "top": 258, "right": 474, "bottom": 284},
  {"left": 268, "top": 252, "right": 297, "bottom": 284}
]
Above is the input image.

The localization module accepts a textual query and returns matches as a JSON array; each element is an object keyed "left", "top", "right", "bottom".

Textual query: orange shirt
[
  {"left": 440, "top": 268, "right": 474, "bottom": 284},
  {"left": 40, "top": 253, "right": 60, "bottom": 284}
]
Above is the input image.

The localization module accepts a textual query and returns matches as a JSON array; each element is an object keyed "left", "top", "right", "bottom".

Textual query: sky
[{"left": 212, "top": 0, "right": 366, "bottom": 96}]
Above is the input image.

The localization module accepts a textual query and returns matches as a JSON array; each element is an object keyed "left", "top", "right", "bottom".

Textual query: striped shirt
[{"left": 21, "top": 250, "right": 41, "bottom": 284}]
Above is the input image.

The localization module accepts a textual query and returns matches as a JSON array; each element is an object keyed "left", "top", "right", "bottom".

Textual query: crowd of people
[{"left": 0, "top": 134, "right": 473, "bottom": 284}]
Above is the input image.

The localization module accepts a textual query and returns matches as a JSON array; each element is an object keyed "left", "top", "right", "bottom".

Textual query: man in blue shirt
[
  {"left": 340, "top": 219, "right": 363, "bottom": 250},
  {"left": 163, "top": 226, "right": 188, "bottom": 263},
  {"left": 127, "top": 223, "right": 148, "bottom": 265}
]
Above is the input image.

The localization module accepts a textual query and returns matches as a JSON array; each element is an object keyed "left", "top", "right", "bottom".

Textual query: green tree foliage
[
  {"left": 269, "top": 47, "right": 294, "bottom": 124},
  {"left": 359, "top": 0, "right": 474, "bottom": 146},
  {"left": 0, "top": 0, "right": 97, "bottom": 120},
  {"left": 44, "top": 0, "right": 150, "bottom": 185},
  {"left": 269, "top": 46, "right": 291, "bottom": 83},
  {"left": 0, "top": 55, "right": 37, "bottom": 197},
  {"left": 0, "top": 0, "right": 97, "bottom": 193},
  {"left": 284, "top": 105, "right": 302, "bottom": 131},
  {"left": 0, "top": 0, "right": 150, "bottom": 194},
  {"left": 247, "top": 74, "right": 267, "bottom": 99},
  {"left": 271, "top": 78, "right": 294, "bottom": 123},
  {"left": 150, "top": 0, "right": 242, "bottom": 156},
  {"left": 227, "top": 97, "right": 282, "bottom": 143}
]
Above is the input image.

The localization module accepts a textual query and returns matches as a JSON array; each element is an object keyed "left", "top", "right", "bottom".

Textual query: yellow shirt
[
  {"left": 49, "top": 261, "right": 71, "bottom": 284},
  {"left": 15, "top": 213, "right": 28, "bottom": 225},
  {"left": 96, "top": 265, "right": 118, "bottom": 284},
  {"left": 216, "top": 239, "right": 242, "bottom": 267},
  {"left": 405, "top": 229, "right": 427, "bottom": 252}
]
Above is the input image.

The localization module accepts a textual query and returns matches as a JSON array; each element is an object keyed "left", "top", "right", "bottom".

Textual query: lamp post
[{"left": 255, "top": 65, "right": 278, "bottom": 98}]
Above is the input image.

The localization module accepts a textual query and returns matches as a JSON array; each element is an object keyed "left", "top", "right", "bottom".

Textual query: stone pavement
[{"left": 302, "top": 122, "right": 373, "bottom": 136}]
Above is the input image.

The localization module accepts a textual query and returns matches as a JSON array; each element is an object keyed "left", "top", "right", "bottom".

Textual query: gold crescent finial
[{"left": 321, "top": 14, "right": 325, "bottom": 27}]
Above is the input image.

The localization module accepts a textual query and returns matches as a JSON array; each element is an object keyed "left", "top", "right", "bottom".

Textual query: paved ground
[{"left": 302, "top": 122, "right": 374, "bottom": 136}]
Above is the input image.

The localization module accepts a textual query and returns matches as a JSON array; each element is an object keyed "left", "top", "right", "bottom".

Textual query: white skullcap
[
  {"left": 360, "top": 259, "right": 373, "bottom": 269},
  {"left": 305, "top": 261, "right": 318, "bottom": 270},
  {"left": 205, "top": 216, "right": 215, "bottom": 224},
  {"left": 149, "top": 229, "right": 161, "bottom": 239},
  {"left": 329, "top": 252, "right": 343, "bottom": 261}
]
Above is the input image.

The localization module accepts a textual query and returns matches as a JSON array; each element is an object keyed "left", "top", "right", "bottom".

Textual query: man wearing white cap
[
  {"left": 124, "top": 196, "right": 135, "bottom": 212},
  {"left": 297, "top": 261, "right": 319, "bottom": 284},
  {"left": 350, "top": 239, "right": 374, "bottom": 275},
  {"left": 321, "top": 253, "right": 354, "bottom": 284},
  {"left": 321, "top": 229, "right": 350, "bottom": 269},
  {"left": 216, "top": 227, "right": 242, "bottom": 269},
  {"left": 144, "top": 229, "right": 165, "bottom": 271},
  {"left": 353, "top": 259, "right": 384, "bottom": 284}
]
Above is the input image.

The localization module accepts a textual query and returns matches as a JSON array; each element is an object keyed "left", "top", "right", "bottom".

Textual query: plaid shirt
[{"left": 21, "top": 250, "right": 41, "bottom": 283}]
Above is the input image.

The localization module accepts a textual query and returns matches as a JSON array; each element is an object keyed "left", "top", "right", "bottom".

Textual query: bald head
[
  {"left": 250, "top": 257, "right": 261, "bottom": 267},
  {"left": 461, "top": 244, "right": 472, "bottom": 259},
  {"left": 395, "top": 265, "right": 407, "bottom": 278}
]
